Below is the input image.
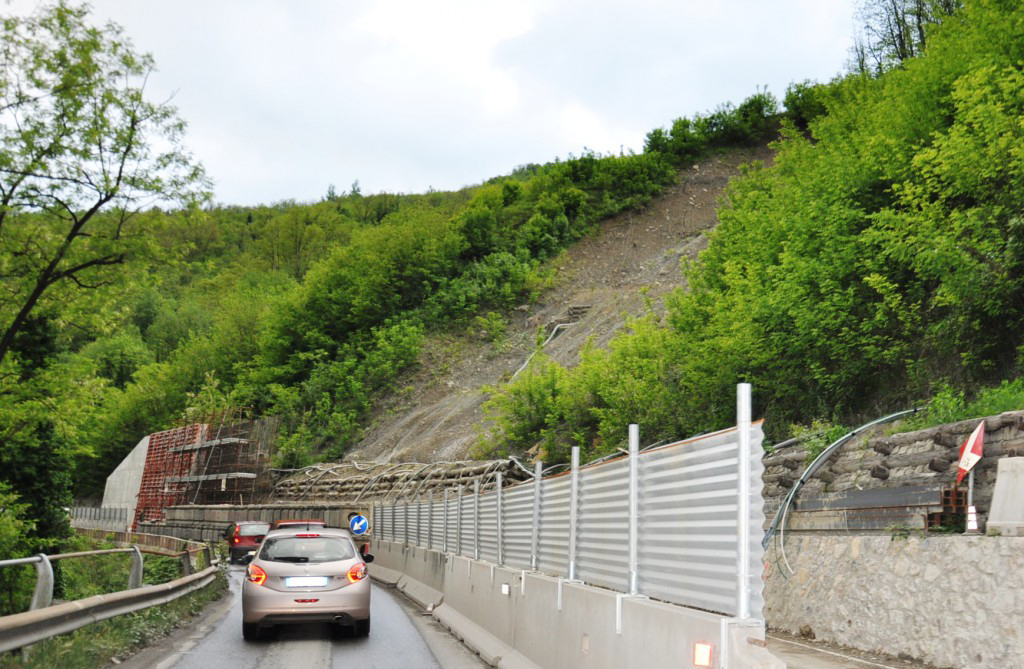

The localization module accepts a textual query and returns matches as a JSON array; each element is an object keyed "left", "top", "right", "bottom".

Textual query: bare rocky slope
[{"left": 349, "top": 145, "right": 773, "bottom": 464}]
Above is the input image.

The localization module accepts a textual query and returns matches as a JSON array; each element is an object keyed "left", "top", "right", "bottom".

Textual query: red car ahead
[{"left": 225, "top": 521, "right": 271, "bottom": 564}]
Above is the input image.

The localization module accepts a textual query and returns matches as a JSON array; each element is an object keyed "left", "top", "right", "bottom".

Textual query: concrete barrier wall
[{"left": 373, "top": 538, "right": 781, "bottom": 669}]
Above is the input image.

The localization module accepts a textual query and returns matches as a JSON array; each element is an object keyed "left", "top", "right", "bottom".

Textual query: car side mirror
[{"left": 363, "top": 553, "right": 375, "bottom": 564}]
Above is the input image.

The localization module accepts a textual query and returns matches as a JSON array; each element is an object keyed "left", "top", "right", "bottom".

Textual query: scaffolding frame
[{"left": 131, "top": 409, "right": 278, "bottom": 529}]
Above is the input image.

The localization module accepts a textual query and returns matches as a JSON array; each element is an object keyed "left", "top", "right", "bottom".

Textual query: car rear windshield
[
  {"left": 239, "top": 523, "right": 270, "bottom": 537},
  {"left": 259, "top": 536, "right": 355, "bottom": 563}
]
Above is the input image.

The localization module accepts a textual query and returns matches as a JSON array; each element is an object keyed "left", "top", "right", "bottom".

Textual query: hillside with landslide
[{"left": 349, "top": 144, "right": 772, "bottom": 464}]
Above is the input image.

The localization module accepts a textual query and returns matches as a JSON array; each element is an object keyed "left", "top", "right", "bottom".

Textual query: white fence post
[
  {"left": 531, "top": 460, "right": 542, "bottom": 571},
  {"left": 473, "top": 479, "right": 481, "bottom": 561},
  {"left": 428, "top": 490, "right": 434, "bottom": 550},
  {"left": 569, "top": 446, "right": 580, "bottom": 581},
  {"left": 456, "top": 484, "right": 463, "bottom": 556},
  {"left": 443, "top": 488, "right": 450, "bottom": 553},
  {"left": 628, "top": 424, "right": 640, "bottom": 596},
  {"left": 496, "top": 471, "right": 504, "bottom": 566},
  {"left": 737, "top": 382, "right": 752, "bottom": 620}
]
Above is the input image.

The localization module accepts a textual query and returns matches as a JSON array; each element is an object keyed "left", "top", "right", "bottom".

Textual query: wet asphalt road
[{"left": 121, "top": 566, "right": 487, "bottom": 669}]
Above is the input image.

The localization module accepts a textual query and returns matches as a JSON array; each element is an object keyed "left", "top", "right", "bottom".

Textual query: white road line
[{"left": 767, "top": 635, "right": 904, "bottom": 669}]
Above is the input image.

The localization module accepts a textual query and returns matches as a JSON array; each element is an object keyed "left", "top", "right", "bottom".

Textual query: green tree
[{"left": 0, "top": 1, "right": 208, "bottom": 371}]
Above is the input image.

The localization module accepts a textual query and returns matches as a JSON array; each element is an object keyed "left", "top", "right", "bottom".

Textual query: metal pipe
[
  {"left": 473, "top": 479, "right": 481, "bottom": 561},
  {"left": 443, "top": 488, "right": 450, "bottom": 553},
  {"left": 737, "top": 383, "right": 752, "bottom": 620},
  {"left": 568, "top": 446, "right": 580, "bottom": 581},
  {"left": 456, "top": 485, "right": 463, "bottom": 556},
  {"left": 531, "top": 461, "right": 542, "bottom": 571},
  {"left": 496, "top": 472, "right": 504, "bottom": 566},
  {"left": 628, "top": 424, "right": 640, "bottom": 596},
  {"left": 428, "top": 490, "right": 434, "bottom": 550}
]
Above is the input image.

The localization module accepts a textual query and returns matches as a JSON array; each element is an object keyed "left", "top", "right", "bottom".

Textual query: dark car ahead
[
  {"left": 225, "top": 521, "right": 270, "bottom": 564},
  {"left": 241, "top": 527, "right": 374, "bottom": 640}
]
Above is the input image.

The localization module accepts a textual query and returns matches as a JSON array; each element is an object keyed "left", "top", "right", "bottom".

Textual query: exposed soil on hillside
[{"left": 350, "top": 145, "right": 773, "bottom": 464}]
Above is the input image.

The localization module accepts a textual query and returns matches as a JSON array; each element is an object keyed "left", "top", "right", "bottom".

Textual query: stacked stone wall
[
  {"left": 763, "top": 411, "right": 1024, "bottom": 524},
  {"left": 765, "top": 534, "right": 1024, "bottom": 669}
]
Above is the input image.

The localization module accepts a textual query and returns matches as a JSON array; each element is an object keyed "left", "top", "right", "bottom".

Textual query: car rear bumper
[{"left": 242, "top": 579, "right": 370, "bottom": 625}]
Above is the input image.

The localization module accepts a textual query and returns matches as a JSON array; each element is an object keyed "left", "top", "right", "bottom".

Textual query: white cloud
[{"left": 3, "top": 0, "right": 858, "bottom": 204}]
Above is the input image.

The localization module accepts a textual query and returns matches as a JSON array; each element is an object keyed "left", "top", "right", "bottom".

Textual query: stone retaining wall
[{"left": 764, "top": 533, "right": 1024, "bottom": 669}]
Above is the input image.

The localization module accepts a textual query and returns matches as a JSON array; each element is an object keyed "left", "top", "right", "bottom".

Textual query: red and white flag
[{"left": 956, "top": 421, "right": 985, "bottom": 484}]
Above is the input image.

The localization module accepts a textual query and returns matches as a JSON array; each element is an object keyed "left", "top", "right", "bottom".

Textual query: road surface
[{"left": 119, "top": 566, "right": 488, "bottom": 669}]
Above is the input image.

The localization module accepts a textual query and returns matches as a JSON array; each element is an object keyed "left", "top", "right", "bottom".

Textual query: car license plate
[{"left": 285, "top": 576, "right": 328, "bottom": 587}]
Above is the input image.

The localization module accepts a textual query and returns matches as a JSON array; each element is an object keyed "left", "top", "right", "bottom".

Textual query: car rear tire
[
  {"left": 355, "top": 617, "right": 370, "bottom": 637},
  {"left": 242, "top": 622, "right": 263, "bottom": 641}
]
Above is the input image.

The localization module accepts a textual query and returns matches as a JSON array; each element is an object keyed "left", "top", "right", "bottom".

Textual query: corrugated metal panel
[
  {"left": 372, "top": 421, "right": 766, "bottom": 621},
  {"left": 577, "top": 457, "right": 629, "bottom": 592},
  {"left": 458, "top": 492, "right": 475, "bottom": 557},
  {"left": 428, "top": 499, "right": 444, "bottom": 551},
  {"left": 637, "top": 427, "right": 765, "bottom": 617},
  {"left": 537, "top": 474, "right": 571, "bottom": 576},
  {"left": 479, "top": 490, "right": 499, "bottom": 562},
  {"left": 503, "top": 483, "right": 534, "bottom": 569}
]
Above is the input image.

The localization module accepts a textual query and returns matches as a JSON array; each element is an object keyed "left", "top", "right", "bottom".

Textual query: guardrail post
[
  {"left": 456, "top": 485, "right": 464, "bottom": 556},
  {"left": 531, "top": 461, "right": 542, "bottom": 571},
  {"left": 443, "top": 489, "right": 450, "bottom": 553},
  {"left": 628, "top": 424, "right": 640, "bottom": 596},
  {"left": 473, "top": 479, "right": 481, "bottom": 560},
  {"left": 737, "top": 382, "right": 752, "bottom": 620},
  {"left": 180, "top": 551, "right": 193, "bottom": 576},
  {"left": 569, "top": 446, "right": 580, "bottom": 581},
  {"left": 128, "top": 546, "right": 144, "bottom": 589},
  {"left": 496, "top": 472, "right": 504, "bottom": 566},
  {"left": 30, "top": 555, "right": 53, "bottom": 610}
]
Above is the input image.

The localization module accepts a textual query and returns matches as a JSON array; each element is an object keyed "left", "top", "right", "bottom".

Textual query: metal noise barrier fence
[{"left": 375, "top": 384, "right": 766, "bottom": 620}]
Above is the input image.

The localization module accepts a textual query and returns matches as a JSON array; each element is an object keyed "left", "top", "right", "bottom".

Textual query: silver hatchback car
[{"left": 241, "top": 527, "right": 374, "bottom": 639}]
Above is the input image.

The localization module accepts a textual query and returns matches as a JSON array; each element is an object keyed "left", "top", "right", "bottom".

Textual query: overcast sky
[{"left": 8, "top": 1, "right": 858, "bottom": 206}]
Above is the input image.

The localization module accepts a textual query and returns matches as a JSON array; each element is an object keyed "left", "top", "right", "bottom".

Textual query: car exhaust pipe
[{"left": 333, "top": 616, "right": 345, "bottom": 623}]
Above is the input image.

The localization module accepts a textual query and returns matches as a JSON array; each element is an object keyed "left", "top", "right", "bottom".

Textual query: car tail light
[
  {"left": 233, "top": 526, "right": 240, "bottom": 544},
  {"left": 693, "top": 641, "right": 713, "bottom": 668},
  {"left": 346, "top": 562, "right": 367, "bottom": 583},
  {"left": 246, "top": 564, "right": 267, "bottom": 586}
]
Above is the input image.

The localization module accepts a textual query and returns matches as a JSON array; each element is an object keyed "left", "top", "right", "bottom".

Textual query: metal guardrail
[
  {"left": 0, "top": 534, "right": 220, "bottom": 653},
  {"left": 0, "top": 564, "right": 219, "bottom": 653}
]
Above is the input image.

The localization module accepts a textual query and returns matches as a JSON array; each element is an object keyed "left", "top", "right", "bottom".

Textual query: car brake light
[
  {"left": 346, "top": 563, "right": 367, "bottom": 583},
  {"left": 233, "top": 537, "right": 239, "bottom": 544},
  {"left": 246, "top": 564, "right": 267, "bottom": 586},
  {"left": 295, "top": 533, "right": 320, "bottom": 538}
]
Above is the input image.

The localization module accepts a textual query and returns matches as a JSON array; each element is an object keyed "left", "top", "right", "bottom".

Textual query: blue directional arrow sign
[{"left": 349, "top": 514, "right": 369, "bottom": 535}]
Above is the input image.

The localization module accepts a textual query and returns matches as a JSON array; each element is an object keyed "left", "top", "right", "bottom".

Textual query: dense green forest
[
  {"left": 2, "top": 0, "right": 1023, "bottom": 569},
  {"left": 480, "top": 0, "right": 1024, "bottom": 460}
]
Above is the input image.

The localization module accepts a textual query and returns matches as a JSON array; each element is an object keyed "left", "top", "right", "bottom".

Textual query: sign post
[{"left": 957, "top": 421, "right": 985, "bottom": 534}]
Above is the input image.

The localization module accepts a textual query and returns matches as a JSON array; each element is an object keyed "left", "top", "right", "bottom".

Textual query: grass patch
[
  {"left": 896, "top": 379, "right": 1024, "bottom": 433},
  {"left": 0, "top": 569, "right": 227, "bottom": 669}
]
